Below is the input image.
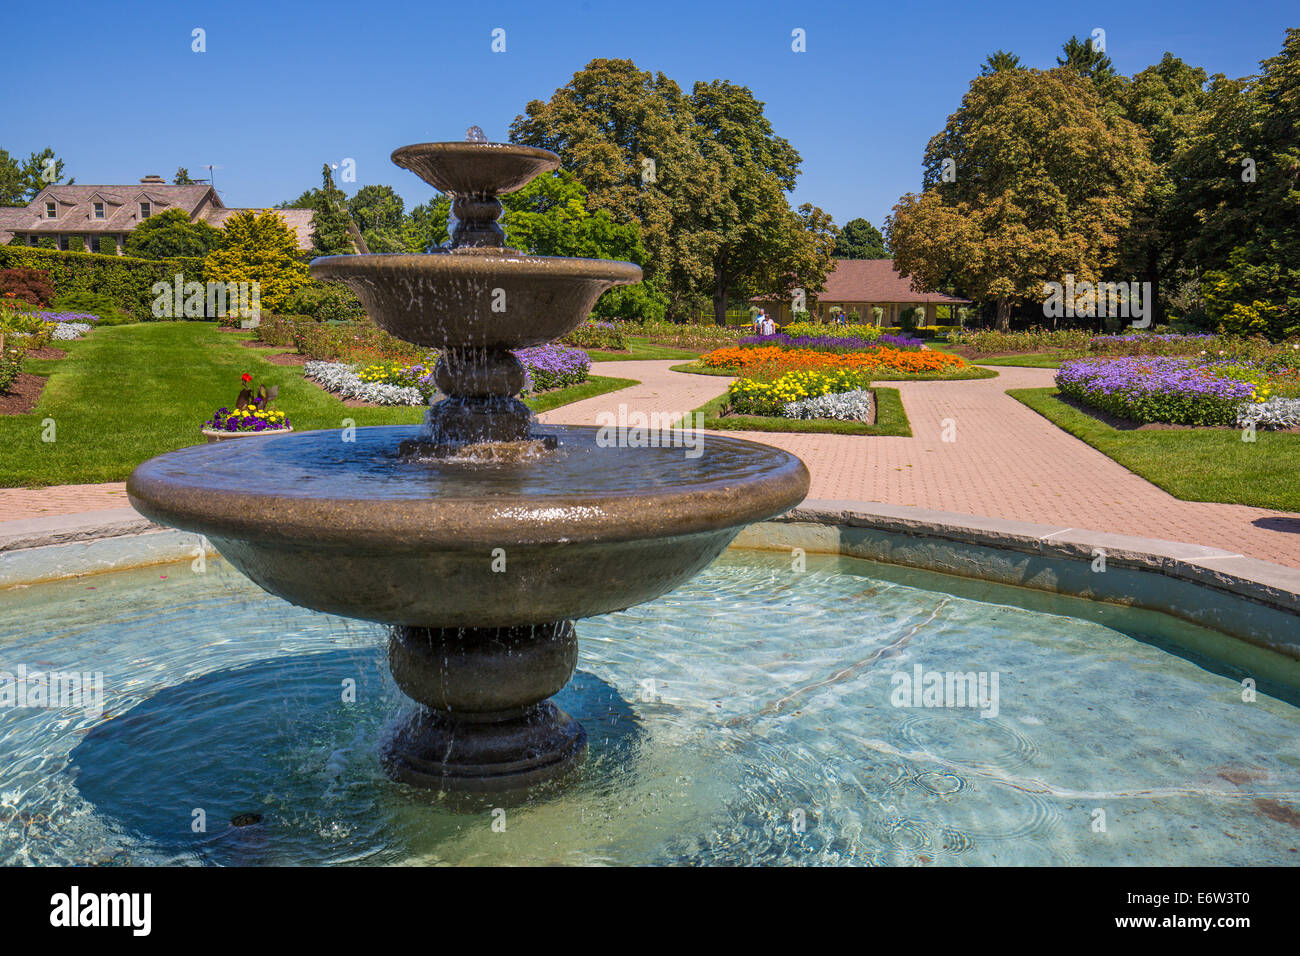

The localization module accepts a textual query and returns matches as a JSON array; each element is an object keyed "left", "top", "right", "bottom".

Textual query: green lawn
[
  {"left": 682, "top": 386, "right": 912, "bottom": 437},
  {"left": 0, "top": 323, "right": 636, "bottom": 487},
  {"left": 587, "top": 337, "right": 702, "bottom": 362},
  {"left": 1009, "top": 387, "right": 1300, "bottom": 512}
]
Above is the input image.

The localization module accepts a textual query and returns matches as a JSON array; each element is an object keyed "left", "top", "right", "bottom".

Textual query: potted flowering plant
[{"left": 202, "top": 373, "right": 293, "bottom": 442}]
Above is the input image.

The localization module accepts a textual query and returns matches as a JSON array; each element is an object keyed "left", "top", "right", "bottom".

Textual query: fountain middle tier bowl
[
  {"left": 310, "top": 253, "right": 643, "bottom": 350},
  {"left": 126, "top": 425, "right": 810, "bottom": 628}
]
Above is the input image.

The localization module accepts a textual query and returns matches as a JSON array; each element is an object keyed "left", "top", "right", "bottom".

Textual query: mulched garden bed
[
  {"left": 0, "top": 373, "right": 47, "bottom": 415},
  {"left": 24, "top": 346, "right": 67, "bottom": 360}
]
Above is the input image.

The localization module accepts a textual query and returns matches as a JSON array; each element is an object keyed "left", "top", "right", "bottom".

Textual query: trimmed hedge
[{"left": 0, "top": 245, "right": 204, "bottom": 320}]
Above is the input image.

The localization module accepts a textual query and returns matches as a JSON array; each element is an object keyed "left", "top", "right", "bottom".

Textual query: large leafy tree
[
  {"left": 203, "top": 210, "right": 310, "bottom": 312},
  {"left": 1114, "top": 54, "right": 1211, "bottom": 324},
  {"left": 348, "top": 184, "right": 406, "bottom": 253},
  {"left": 887, "top": 67, "right": 1154, "bottom": 329},
  {"left": 124, "top": 208, "right": 223, "bottom": 258},
  {"left": 512, "top": 60, "right": 831, "bottom": 323},
  {"left": 1184, "top": 29, "right": 1300, "bottom": 339},
  {"left": 509, "top": 58, "right": 723, "bottom": 319},
  {"left": 833, "top": 218, "right": 887, "bottom": 259},
  {"left": 980, "top": 50, "right": 1021, "bottom": 75},
  {"left": 1057, "top": 35, "right": 1124, "bottom": 99}
]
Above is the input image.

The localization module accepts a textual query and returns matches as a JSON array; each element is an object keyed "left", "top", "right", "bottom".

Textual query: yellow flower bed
[{"left": 728, "top": 368, "right": 871, "bottom": 416}]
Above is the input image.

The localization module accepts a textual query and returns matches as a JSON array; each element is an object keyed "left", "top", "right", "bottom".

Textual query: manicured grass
[
  {"left": 928, "top": 342, "right": 1068, "bottom": 368},
  {"left": 587, "top": 337, "right": 702, "bottom": 362},
  {"left": 670, "top": 359, "right": 998, "bottom": 381},
  {"left": 682, "top": 386, "right": 912, "bottom": 437},
  {"left": 0, "top": 323, "right": 636, "bottom": 487},
  {"left": 526, "top": 374, "right": 637, "bottom": 412},
  {"left": 1009, "top": 387, "right": 1300, "bottom": 512}
]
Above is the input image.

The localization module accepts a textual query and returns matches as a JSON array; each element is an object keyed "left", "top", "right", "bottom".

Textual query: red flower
[{"left": 241, "top": 373, "right": 252, "bottom": 383}]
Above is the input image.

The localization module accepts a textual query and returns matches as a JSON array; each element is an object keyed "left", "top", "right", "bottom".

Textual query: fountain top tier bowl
[{"left": 311, "top": 136, "right": 640, "bottom": 350}]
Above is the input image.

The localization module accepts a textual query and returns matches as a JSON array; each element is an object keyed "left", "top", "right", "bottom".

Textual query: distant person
[
  {"left": 763, "top": 314, "right": 776, "bottom": 336},
  {"left": 753, "top": 310, "right": 765, "bottom": 335}
]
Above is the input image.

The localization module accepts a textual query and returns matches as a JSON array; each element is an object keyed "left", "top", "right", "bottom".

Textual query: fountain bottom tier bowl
[{"left": 126, "top": 424, "right": 810, "bottom": 791}]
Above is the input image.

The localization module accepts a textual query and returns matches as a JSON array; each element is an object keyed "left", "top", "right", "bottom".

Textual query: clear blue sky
[{"left": 6, "top": 0, "right": 1295, "bottom": 230}]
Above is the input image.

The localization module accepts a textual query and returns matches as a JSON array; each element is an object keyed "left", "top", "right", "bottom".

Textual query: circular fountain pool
[{"left": 2, "top": 550, "right": 1298, "bottom": 866}]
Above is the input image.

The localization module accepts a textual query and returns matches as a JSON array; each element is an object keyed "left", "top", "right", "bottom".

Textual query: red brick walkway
[
  {"left": 4, "top": 361, "right": 1299, "bottom": 569},
  {"left": 541, "top": 361, "right": 1300, "bottom": 569}
]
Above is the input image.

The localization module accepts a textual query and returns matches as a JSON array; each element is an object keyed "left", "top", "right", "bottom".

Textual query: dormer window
[
  {"left": 139, "top": 202, "right": 151, "bottom": 219},
  {"left": 46, "top": 202, "right": 56, "bottom": 219},
  {"left": 93, "top": 202, "right": 105, "bottom": 219}
]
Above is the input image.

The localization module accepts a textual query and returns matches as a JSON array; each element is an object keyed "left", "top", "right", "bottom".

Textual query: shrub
[
  {"left": 202, "top": 209, "right": 310, "bottom": 312},
  {"left": 282, "top": 281, "right": 367, "bottom": 322},
  {"left": 0, "top": 245, "right": 204, "bottom": 320},
  {"left": 0, "top": 267, "right": 56, "bottom": 306},
  {"left": 67, "top": 236, "right": 85, "bottom": 252},
  {"left": 0, "top": 343, "right": 21, "bottom": 392},
  {"left": 49, "top": 290, "right": 134, "bottom": 325}
]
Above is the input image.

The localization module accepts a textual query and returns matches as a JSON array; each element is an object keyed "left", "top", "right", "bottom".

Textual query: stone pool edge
[
  {"left": 3, "top": 501, "right": 1298, "bottom": 658},
  {"left": 733, "top": 498, "right": 1300, "bottom": 659}
]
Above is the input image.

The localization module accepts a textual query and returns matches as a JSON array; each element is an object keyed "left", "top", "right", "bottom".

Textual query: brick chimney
[{"left": 140, "top": 174, "right": 167, "bottom": 184}]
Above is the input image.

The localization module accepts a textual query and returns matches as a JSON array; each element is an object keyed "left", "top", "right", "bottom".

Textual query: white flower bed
[
  {"left": 1237, "top": 397, "right": 1300, "bottom": 430},
  {"left": 303, "top": 361, "right": 424, "bottom": 406},
  {"left": 50, "top": 322, "right": 92, "bottom": 341},
  {"left": 782, "top": 388, "right": 875, "bottom": 422}
]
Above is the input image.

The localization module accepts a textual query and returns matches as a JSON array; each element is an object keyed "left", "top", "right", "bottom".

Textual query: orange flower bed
[{"left": 702, "top": 345, "right": 967, "bottom": 376}]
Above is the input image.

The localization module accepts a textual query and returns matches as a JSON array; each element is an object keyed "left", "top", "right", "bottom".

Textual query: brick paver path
[
  {"left": 541, "top": 361, "right": 1300, "bottom": 569},
  {"left": 4, "top": 360, "right": 1298, "bottom": 569}
]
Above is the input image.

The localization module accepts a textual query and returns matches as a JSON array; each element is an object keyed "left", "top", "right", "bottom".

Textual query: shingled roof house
[
  {"left": 0, "top": 176, "right": 315, "bottom": 254},
  {"left": 752, "top": 258, "right": 969, "bottom": 325}
]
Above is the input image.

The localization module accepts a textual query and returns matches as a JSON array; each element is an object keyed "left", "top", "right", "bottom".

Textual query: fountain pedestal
[{"left": 383, "top": 622, "right": 586, "bottom": 789}]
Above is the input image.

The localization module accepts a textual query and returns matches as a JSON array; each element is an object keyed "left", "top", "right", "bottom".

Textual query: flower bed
[
  {"left": 728, "top": 369, "right": 872, "bottom": 417},
  {"left": 1238, "top": 397, "right": 1300, "bottom": 430},
  {"left": 305, "top": 362, "right": 425, "bottom": 405},
  {"left": 205, "top": 406, "right": 291, "bottom": 433},
  {"left": 781, "top": 322, "right": 882, "bottom": 341},
  {"left": 1055, "top": 358, "right": 1264, "bottom": 426},
  {"left": 561, "top": 321, "right": 626, "bottom": 350},
  {"left": 305, "top": 345, "right": 590, "bottom": 406},
  {"left": 702, "top": 344, "right": 966, "bottom": 377},
  {"left": 782, "top": 388, "right": 874, "bottom": 422}
]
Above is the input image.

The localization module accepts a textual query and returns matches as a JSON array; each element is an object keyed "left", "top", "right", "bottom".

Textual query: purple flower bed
[
  {"left": 738, "top": 333, "right": 923, "bottom": 351},
  {"left": 514, "top": 344, "right": 591, "bottom": 392},
  {"left": 1056, "top": 357, "right": 1258, "bottom": 425}
]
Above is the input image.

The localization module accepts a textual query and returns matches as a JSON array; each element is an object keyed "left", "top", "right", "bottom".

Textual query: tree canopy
[
  {"left": 124, "top": 208, "right": 223, "bottom": 259},
  {"left": 510, "top": 59, "right": 833, "bottom": 323},
  {"left": 833, "top": 218, "right": 887, "bottom": 259},
  {"left": 887, "top": 66, "right": 1154, "bottom": 329}
]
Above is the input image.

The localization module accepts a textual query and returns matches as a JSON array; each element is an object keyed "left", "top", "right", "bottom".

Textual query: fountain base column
[{"left": 382, "top": 621, "right": 587, "bottom": 791}]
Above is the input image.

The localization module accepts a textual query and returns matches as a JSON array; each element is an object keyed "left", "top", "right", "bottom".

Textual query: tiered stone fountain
[{"left": 127, "top": 131, "right": 810, "bottom": 793}]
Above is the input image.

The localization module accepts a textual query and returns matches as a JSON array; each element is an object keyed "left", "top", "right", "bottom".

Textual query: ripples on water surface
[{"left": 1, "top": 551, "right": 1298, "bottom": 866}]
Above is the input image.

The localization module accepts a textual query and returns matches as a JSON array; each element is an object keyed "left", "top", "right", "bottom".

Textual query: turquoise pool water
[{"left": 1, "top": 550, "right": 1297, "bottom": 866}]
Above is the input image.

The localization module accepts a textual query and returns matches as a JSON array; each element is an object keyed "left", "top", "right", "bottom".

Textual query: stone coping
[{"left": 3, "top": 499, "right": 1297, "bottom": 654}]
